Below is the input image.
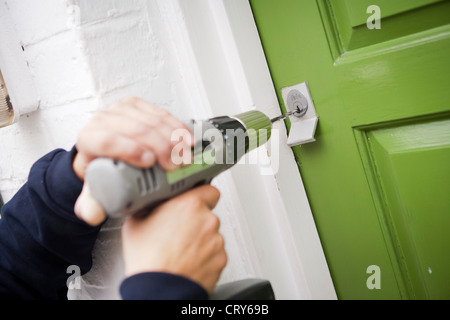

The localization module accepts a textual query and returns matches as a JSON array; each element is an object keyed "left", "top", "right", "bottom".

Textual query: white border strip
[
  {"left": 0, "top": 1, "right": 39, "bottom": 118},
  {"left": 158, "top": 0, "right": 336, "bottom": 299}
]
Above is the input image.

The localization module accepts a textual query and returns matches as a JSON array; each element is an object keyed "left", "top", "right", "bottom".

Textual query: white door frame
[
  {"left": 0, "top": 1, "right": 39, "bottom": 119},
  {"left": 156, "top": 0, "right": 336, "bottom": 299}
]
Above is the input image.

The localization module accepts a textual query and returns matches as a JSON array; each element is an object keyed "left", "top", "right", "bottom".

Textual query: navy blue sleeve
[
  {"left": 0, "top": 148, "right": 102, "bottom": 299},
  {"left": 0, "top": 148, "right": 210, "bottom": 300},
  {"left": 120, "top": 272, "right": 208, "bottom": 300}
]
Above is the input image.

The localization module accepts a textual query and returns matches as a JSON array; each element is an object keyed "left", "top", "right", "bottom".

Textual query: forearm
[{"left": 0, "top": 148, "right": 102, "bottom": 299}]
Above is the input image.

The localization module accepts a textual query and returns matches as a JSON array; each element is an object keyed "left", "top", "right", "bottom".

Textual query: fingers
[
  {"left": 120, "top": 182, "right": 226, "bottom": 292},
  {"left": 178, "top": 185, "right": 221, "bottom": 210},
  {"left": 79, "top": 129, "right": 157, "bottom": 166},
  {"left": 110, "top": 98, "right": 194, "bottom": 150},
  {"left": 76, "top": 97, "right": 193, "bottom": 174},
  {"left": 121, "top": 97, "right": 190, "bottom": 131},
  {"left": 74, "top": 183, "right": 107, "bottom": 226},
  {"left": 73, "top": 97, "right": 210, "bottom": 229}
]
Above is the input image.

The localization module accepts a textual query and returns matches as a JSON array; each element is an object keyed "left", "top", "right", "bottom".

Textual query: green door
[{"left": 250, "top": 0, "right": 450, "bottom": 299}]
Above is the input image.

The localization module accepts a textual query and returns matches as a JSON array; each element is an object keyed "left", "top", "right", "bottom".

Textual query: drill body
[{"left": 86, "top": 110, "right": 272, "bottom": 219}]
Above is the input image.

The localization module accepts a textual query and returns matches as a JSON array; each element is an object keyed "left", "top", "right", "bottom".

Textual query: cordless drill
[{"left": 85, "top": 110, "right": 273, "bottom": 219}]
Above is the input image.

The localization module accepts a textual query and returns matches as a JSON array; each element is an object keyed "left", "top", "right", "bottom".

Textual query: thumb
[
  {"left": 179, "top": 185, "right": 221, "bottom": 210},
  {"left": 74, "top": 183, "right": 107, "bottom": 226}
]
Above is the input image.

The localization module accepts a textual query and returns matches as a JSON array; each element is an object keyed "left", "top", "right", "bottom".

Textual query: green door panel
[
  {"left": 344, "top": 0, "right": 442, "bottom": 26},
  {"left": 328, "top": 0, "right": 450, "bottom": 50},
  {"left": 250, "top": 0, "right": 450, "bottom": 299},
  {"left": 365, "top": 118, "right": 450, "bottom": 299}
]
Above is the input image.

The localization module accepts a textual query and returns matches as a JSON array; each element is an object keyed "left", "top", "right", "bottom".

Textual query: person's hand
[
  {"left": 121, "top": 185, "right": 227, "bottom": 294},
  {"left": 73, "top": 97, "right": 193, "bottom": 226}
]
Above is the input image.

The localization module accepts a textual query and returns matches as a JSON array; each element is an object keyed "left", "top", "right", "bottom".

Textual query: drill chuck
[{"left": 232, "top": 110, "right": 272, "bottom": 150}]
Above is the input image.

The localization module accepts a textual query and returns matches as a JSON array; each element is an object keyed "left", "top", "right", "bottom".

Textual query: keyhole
[
  {"left": 292, "top": 100, "right": 307, "bottom": 117},
  {"left": 287, "top": 89, "right": 308, "bottom": 118}
]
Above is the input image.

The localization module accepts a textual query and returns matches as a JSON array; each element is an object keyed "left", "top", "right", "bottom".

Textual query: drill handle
[
  {"left": 85, "top": 158, "right": 170, "bottom": 219},
  {"left": 85, "top": 157, "right": 221, "bottom": 219}
]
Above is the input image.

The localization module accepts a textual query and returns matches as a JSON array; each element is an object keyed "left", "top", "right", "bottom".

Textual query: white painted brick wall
[
  {"left": 1, "top": 0, "right": 191, "bottom": 299},
  {"left": 1, "top": 0, "right": 257, "bottom": 300},
  {"left": 0, "top": 0, "right": 196, "bottom": 299},
  {"left": 0, "top": 0, "right": 98, "bottom": 202}
]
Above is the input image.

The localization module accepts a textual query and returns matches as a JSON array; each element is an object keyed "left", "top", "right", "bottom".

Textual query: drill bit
[{"left": 270, "top": 109, "right": 300, "bottom": 123}]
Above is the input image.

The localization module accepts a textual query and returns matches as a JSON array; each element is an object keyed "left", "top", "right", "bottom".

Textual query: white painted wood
[
  {"left": 0, "top": 0, "right": 336, "bottom": 299},
  {"left": 161, "top": 0, "right": 337, "bottom": 299},
  {"left": 0, "top": 1, "right": 39, "bottom": 119}
]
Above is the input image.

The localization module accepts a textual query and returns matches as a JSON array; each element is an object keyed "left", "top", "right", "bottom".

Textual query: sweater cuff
[
  {"left": 120, "top": 272, "right": 209, "bottom": 300},
  {"left": 45, "top": 147, "right": 83, "bottom": 218}
]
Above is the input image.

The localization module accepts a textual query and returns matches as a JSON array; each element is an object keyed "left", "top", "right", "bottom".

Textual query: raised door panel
[
  {"left": 358, "top": 117, "right": 450, "bottom": 299},
  {"left": 250, "top": 0, "right": 450, "bottom": 299},
  {"left": 323, "top": 0, "right": 450, "bottom": 52}
]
